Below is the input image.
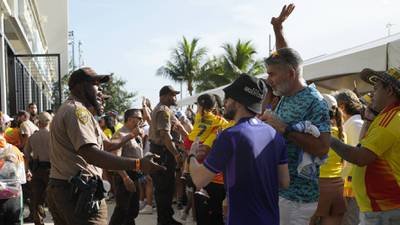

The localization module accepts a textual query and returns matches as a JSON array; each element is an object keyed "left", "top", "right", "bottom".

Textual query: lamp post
[{"left": 177, "top": 76, "right": 184, "bottom": 100}]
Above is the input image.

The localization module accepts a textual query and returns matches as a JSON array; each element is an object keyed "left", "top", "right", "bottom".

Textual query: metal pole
[
  {"left": 269, "top": 34, "right": 272, "bottom": 54},
  {"left": 57, "top": 54, "right": 62, "bottom": 106},
  {"left": 69, "top": 31, "right": 75, "bottom": 71},
  {"left": 180, "top": 80, "right": 183, "bottom": 100}
]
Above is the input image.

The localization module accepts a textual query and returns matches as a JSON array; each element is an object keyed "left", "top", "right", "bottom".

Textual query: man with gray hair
[
  {"left": 261, "top": 4, "right": 330, "bottom": 225},
  {"left": 24, "top": 112, "right": 53, "bottom": 225}
]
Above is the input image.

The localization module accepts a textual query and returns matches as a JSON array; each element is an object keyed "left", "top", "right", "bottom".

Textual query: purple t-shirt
[{"left": 204, "top": 117, "right": 288, "bottom": 225}]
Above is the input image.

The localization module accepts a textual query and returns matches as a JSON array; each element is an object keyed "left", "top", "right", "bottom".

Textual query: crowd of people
[{"left": 1, "top": 3, "right": 400, "bottom": 225}]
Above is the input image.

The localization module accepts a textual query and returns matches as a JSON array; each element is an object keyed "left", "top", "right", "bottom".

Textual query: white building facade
[{"left": 0, "top": 0, "right": 68, "bottom": 115}]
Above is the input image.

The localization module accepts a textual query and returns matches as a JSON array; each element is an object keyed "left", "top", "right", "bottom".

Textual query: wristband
[
  {"left": 283, "top": 125, "right": 294, "bottom": 138},
  {"left": 135, "top": 159, "right": 141, "bottom": 171}
]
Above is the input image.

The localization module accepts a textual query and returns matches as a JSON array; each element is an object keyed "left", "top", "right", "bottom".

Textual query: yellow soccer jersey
[
  {"left": 188, "top": 112, "right": 228, "bottom": 145},
  {"left": 320, "top": 127, "right": 346, "bottom": 178},
  {"left": 354, "top": 103, "right": 400, "bottom": 212}
]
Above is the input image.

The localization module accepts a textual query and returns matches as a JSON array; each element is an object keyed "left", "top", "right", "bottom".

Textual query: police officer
[
  {"left": 24, "top": 112, "right": 53, "bottom": 225},
  {"left": 46, "top": 67, "right": 164, "bottom": 225},
  {"left": 109, "top": 108, "right": 144, "bottom": 225},
  {"left": 149, "top": 85, "right": 185, "bottom": 225}
]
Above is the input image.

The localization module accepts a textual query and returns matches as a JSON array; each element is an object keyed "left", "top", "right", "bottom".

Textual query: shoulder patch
[
  {"left": 160, "top": 110, "right": 170, "bottom": 120},
  {"left": 75, "top": 107, "right": 90, "bottom": 125}
]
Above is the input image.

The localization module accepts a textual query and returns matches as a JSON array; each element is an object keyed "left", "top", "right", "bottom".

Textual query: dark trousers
[
  {"left": 194, "top": 182, "right": 226, "bottom": 225},
  {"left": 109, "top": 173, "right": 139, "bottom": 225},
  {"left": 32, "top": 166, "right": 50, "bottom": 225},
  {"left": 150, "top": 144, "right": 177, "bottom": 224},
  {"left": 22, "top": 180, "right": 33, "bottom": 217},
  {"left": 46, "top": 179, "right": 108, "bottom": 225},
  {"left": 0, "top": 195, "right": 22, "bottom": 225}
]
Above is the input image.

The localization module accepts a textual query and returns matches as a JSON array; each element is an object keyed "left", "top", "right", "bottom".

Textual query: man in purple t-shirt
[{"left": 189, "top": 74, "right": 290, "bottom": 225}]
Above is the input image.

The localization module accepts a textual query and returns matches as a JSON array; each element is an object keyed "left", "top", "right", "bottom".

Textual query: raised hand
[{"left": 271, "top": 4, "right": 295, "bottom": 30}]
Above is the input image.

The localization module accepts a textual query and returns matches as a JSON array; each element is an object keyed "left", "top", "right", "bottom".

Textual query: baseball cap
[
  {"left": 68, "top": 67, "right": 111, "bottom": 90},
  {"left": 322, "top": 94, "right": 338, "bottom": 111},
  {"left": 360, "top": 67, "right": 400, "bottom": 95},
  {"left": 159, "top": 85, "right": 180, "bottom": 96},
  {"left": 38, "top": 112, "right": 52, "bottom": 123},
  {"left": 0, "top": 113, "right": 14, "bottom": 125},
  {"left": 223, "top": 74, "right": 267, "bottom": 114}
]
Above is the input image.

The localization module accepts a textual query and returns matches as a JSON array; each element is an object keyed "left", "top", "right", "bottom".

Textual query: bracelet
[{"left": 135, "top": 159, "right": 141, "bottom": 171}]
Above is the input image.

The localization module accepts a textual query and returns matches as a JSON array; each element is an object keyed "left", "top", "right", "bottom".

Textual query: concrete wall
[{"left": 36, "top": 0, "right": 68, "bottom": 77}]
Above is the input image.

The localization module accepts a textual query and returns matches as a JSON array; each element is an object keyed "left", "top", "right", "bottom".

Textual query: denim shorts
[{"left": 360, "top": 208, "right": 400, "bottom": 225}]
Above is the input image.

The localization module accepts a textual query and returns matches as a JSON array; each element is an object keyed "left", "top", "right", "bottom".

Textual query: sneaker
[
  {"left": 139, "top": 201, "right": 146, "bottom": 210},
  {"left": 139, "top": 205, "right": 153, "bottom": 214}
]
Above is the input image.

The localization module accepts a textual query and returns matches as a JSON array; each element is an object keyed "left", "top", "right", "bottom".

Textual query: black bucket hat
[{"left": 223, "top": 74, "right": 267, "bottom": 114}]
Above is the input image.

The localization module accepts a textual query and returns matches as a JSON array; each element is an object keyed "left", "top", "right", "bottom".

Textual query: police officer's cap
[{"left": 68, "top": 67, "right": 112, "bottom": 90}]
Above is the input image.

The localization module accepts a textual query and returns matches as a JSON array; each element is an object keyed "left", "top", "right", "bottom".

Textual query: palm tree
[
  {"left": 157, "top": 37, "right": 207, "bottom": 96},
  {"left": 222, "top": 39, "right": 265, "bottom": 79},
  {"left": 194, "top": 40, "right": 265, "bottom": 93},
  {"left": 195, "top": 56, "right": 229, "bottom": 93}
]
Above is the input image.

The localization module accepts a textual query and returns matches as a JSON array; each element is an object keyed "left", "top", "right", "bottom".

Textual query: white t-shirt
[
  {"left": 343, "top": 114, "right": 364, "bottom": 146},
  {"left": 143, "top": 123, "right": 150, "bottom": 155}
]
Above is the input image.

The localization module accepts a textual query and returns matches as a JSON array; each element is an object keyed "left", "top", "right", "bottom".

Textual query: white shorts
[{"left": 279, "top": 196, "right": 318, "bottom": 225}]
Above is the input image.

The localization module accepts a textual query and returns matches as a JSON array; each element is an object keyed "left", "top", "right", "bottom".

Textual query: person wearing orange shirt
[
  {"left": 0, "top": 112, "right": 27, "bottom": 225},
  {"left": 330, "top": 67, "right": 400, "bottom": 225}
]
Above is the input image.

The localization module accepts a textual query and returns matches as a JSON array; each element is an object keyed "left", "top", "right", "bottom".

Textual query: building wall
[
  {"left": 36, "top": 0, "right": 68, "bottom": 77},
  {"left": 0, "top": 0, "right": 68, "bottom": 114}
]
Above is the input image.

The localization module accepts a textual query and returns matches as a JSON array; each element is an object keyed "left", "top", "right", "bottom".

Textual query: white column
[{"left": 0, "top": 13, "right": 7, "bottom": 114}]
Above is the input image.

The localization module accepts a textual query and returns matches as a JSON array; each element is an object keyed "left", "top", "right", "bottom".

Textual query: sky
[{"left": 69, "top": 0, "right": 400, "bottom": 106}]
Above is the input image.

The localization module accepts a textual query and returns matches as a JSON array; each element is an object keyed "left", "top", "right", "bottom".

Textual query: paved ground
[{"left": 24, "top": 201, "right": 196, "bottom": 225}]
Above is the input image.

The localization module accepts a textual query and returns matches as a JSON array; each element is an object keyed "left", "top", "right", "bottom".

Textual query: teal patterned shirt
[{"left": 276, "top": 84, "right": 330, "bottom": 203}]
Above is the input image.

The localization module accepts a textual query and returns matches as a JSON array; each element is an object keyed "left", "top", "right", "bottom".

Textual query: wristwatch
[{"left": 283, "top": 125, "right": 295, "bottom": 138}]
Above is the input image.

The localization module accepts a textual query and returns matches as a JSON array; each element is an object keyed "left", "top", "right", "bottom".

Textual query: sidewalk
[{"left": 23, "top": 201, "right": 195, "bottom": 225}]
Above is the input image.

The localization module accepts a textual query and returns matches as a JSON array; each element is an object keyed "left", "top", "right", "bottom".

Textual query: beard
[
  {"left": 83, "top": 83, "right": 102, "bottom": 116},
  {"left": 223, "top": 108, "right": 236, "bottom": 120},
  {"left": 170, "top": 98, "right": 178, "bottom": 106},
  {"left": 272, "top": 82, "right": 291, "bottom": 96}
]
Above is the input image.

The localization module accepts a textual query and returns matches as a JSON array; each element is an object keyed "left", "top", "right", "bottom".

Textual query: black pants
[
  {"left": 32, "top": 166, "right": 50, "bottom": 225},
  {"left": 194, "top": 182, "right": 226, "bottom": 225},
  {"left": 0, "top": 195, "right": 22, "bottom": 225},
  {"left": 109, "top": 172, "right": 139, "bottom": 225},
  {"left": 150, "top": 144, "right": 177, "bottom": 224}
]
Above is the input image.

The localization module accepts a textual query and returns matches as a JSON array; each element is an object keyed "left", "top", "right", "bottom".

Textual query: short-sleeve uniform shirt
[
  {"left": 24, "top": 128, "right": 51, "bottom": 162},
  {"left": 204, "top": 117, "right": 288, "bottom": 225},
  {"left": 149, "top": 103, "right": 177, "bottom": 145},
  {"left": 49, "top": 97, "right": 104, "bottom": 180},
  {"left": 275, "top": 84, "right": 330, "bottom": 203},
  {"left": 355, "top": 103, "right": 400, "bottom": 212},
  {"left": 112, "top": 126, "right": 143, "bottom": 159}
]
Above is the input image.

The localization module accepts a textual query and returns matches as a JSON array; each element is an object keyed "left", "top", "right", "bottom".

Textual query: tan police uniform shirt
[
  {"left": 24, "top": 128, "right": 51, "bottom": 162},
  {"left": 112, "top": 126, "right": 143, "bottom": 159},
  {"left": 49, "top": 96, "right": 104, "bottom": 180},
  {"left": 149, "top": 103, "right": 178, "bottom": 145},
  {"left": 20, "top": 120, "right": 39, "bottom": 137}
]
